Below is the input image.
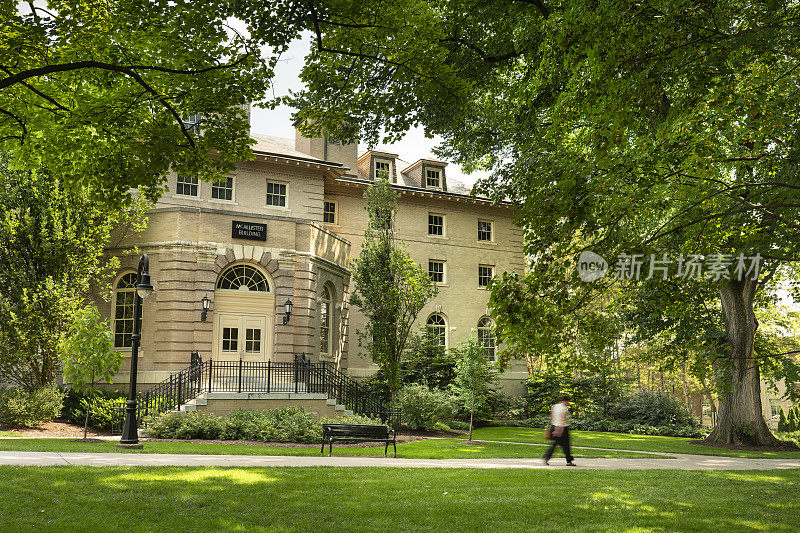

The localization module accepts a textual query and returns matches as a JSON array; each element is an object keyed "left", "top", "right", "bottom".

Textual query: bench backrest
[{"left": 322, "top": 424, "right": 389, "bottom": 438}]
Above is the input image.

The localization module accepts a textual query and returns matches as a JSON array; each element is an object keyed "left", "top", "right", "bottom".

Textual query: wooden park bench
[{"left": 321, "top": 424, "right": 397, "bottom": 457}]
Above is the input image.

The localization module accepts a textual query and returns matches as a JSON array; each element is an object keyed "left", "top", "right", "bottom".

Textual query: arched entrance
[{"left": 212, "top": 264, "right": 275, "bottom": 362}]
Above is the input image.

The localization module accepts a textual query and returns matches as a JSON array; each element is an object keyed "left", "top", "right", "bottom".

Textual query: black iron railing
[{"left": 114, "top": 354, "right": 400, "bottom": 433}]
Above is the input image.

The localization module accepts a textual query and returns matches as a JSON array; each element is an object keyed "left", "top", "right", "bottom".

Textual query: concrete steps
[{"left": 173, "top": 391, "right": 353, "bottom": 417}]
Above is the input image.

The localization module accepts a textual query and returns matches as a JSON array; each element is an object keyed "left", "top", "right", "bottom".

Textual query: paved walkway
[{"left": 1, "top": 450, "right": 799, "bottom": 470}]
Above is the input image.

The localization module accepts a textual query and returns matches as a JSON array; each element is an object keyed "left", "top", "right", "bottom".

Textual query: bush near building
[
  {"left": 0, "top": 385, "right": 64, "bottom": 428},
  {"left": 144, "top": 407, "right": 384, "bottom": 443},
  {"left": 62, "top": 389, "right": 126, "bottom": 430},
  {"left": 399, "top": 384, "right": 454, "bottom": 431}
]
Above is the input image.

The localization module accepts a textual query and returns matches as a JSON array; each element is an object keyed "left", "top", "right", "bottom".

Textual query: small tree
[
  {"left": 452, "top": 337, "right": 498, "bottom": 441},
  {"left": 778, "top": 409, "right": 788, "bottom": 432},
  {"left": 351, "top": 179, "right": 437, "bottom": 405},
  {"left": 60, "top": 306, "right": 122, "bottom": 440}
]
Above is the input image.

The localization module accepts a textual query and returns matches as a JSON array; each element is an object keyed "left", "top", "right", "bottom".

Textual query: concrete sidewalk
[{"left": 1, "top": 451, "right": 799, "bottom": 470}]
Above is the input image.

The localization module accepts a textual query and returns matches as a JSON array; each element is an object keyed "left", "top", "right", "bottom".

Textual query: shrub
[
  {"left": 524, "top": 372, "right": 626, "bottom": 419},
  {"left": 145, "top": 407, "right": 386, "bottom": 443},
  {"left": 778, "top": 409, "right": 788, "bottom": 432},
  {"left": 62, "top": 388, "right": 126, "bottom": 430},
  {"left": 0, "top": 385, "right": 65, "bottom": 428},
  {"left": 403, "top": 329, "right": 457, "bottom": 390},
  {"left": 486, "top": 416, "right": 707, "bottom": 438},
  {"left": 608, "top": 390, "right": 698, "bottom": 427},
  {"left": 399, "top": 383, "right": 454, "bottom": 430}
]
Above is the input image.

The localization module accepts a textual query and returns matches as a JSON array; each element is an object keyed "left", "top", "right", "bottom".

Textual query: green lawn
[
  {"left": 2, "top": 466, "right": 799, "bottom": 532},
  {"left": 0, "top": 437, "right": 660, "bottom": 459},
  {"left": 473, "top": 427, "right": 800, "bottom": 458}
]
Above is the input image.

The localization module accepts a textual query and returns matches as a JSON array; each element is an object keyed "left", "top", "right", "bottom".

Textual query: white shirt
[{"left": 551, "top": 403, "right": 570, "bottom": 428}]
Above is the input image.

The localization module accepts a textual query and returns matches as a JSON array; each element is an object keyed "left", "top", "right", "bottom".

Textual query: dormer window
[
  {"left": 374, "top": 159, "right": 392, "bottom": 181},
  {"left": 426, "top": 169, "right": 442, "bottom": 189}
]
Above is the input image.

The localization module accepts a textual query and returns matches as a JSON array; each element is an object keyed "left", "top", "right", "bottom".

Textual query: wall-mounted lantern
[
  {"left": 282, "top": 299, "right": 294, "bottom": 325},
  {"left": 201, "top": 294, "right": 211, "bottom": 322}
]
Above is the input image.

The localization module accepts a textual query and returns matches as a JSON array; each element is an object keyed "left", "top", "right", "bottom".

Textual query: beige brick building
[{"left": 100, "top": 125, "right": 527, "bottom": 399}]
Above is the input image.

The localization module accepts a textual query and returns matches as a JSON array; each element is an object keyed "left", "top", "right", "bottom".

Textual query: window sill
[
  {"left": 209, "top": 198, "right": 237, "bottom": 206},
  {"left": 427, "top": 235, "right": 449, "bottom": 240},
  {"left": 478, "top": 240, "right": 498, "bottom": 245},
  {"left": 171, "top": 195, "right": 203, "bottom": 202},
  {"left": 264, "top": 205, "right": 291, "bottom": 212}
]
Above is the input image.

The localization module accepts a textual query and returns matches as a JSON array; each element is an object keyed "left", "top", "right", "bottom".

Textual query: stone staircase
[{"left": 177, "top": 391, "right": 355, "bottom": 418}]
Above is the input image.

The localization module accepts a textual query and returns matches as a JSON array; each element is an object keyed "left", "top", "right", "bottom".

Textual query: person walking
[{"left": 543, "top": 394, "right": 576, "bottom": 466}]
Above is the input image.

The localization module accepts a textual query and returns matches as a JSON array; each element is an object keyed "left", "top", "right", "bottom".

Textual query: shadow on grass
[{"left": 1, "top": 467, "right": 799, "bottom": 532}]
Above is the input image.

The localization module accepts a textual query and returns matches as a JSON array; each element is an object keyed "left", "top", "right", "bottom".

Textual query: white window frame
[
  {"left": 210, "top": 176, "right": 235, "bottom": 203},
  {"left": 478, "top": 220, "right": 493, "bottom": 242},
  {"left": 323, "top": 200, "right": 338, "bottom": 224},
  {"left": 428, "top": 213, "right": 445, "bottom": 237},
  {"left": 175, "top": 174, "right": 199, "bottom": 197},
  {"left": 477, "top": 317, "right": 496, "bottom": 361},
  {"left": 426, "top": 313, "right": 448, "bottom": 348},
  {"left": 428, "top": 260, "right": 446, "bottom": 284},
  {"left": 320, "top": 284, "right": 333, "bottom": 356},
  {"left": 374, "top": 158, "right": 393, "bottom": 181},
  {"left": 769, "top": 399, "right": 781, "bottom": 419},
  {"left": 425, "top": 168, "right": 442, "bottom": 189},
  {"left": 113, "top": 273, "right": 137, "bottom": 349},
  {"left": 266, "top": 180, "right": 288, "bottom": 208},
  {"left": 478, "top": 264, "right": 494, "bottom": 288}
]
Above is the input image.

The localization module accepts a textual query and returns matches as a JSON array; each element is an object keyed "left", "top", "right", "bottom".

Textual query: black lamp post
[
  {"left": 117, "top": 254, "right": 155, "bottom": 448},
  {"left": 282, "top": 299, "right": 294, "bottom": 325}
]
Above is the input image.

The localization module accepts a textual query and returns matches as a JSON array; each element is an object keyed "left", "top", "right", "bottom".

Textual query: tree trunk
[
  {"left": 706, "top": 277, "right": 781, "bottom": 446},
  {"left": 83, "top": 401, "right": 90, "bottom": 441}
]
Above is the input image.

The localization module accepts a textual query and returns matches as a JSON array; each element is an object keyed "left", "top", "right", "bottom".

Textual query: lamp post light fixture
[
  {"left": 117, "top": 254, "right": 154, "bottom": 449},
  {"left": 282, "top": 299, "right": 294, "bottom": 325},
  {"left": 200, "top": 294, "right": 211, "bottom": 322}
]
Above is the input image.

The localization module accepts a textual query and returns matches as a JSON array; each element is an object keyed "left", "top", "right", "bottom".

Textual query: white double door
[{"left": 214, "top": 313, "right": 269, "bottom": 362}]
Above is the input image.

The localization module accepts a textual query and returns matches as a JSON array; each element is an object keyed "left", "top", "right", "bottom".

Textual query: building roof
[
  {"left": 250, "top": 133, "right": 474, "bottom": 196},
  {"left": 250, "top": 134, "right": 343, "bottom": 169}
]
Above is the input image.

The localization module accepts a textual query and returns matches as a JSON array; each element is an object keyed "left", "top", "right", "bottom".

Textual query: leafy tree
[
  {"left": 293, "top": 0, "right": 800, "bottom": 446},
  {"left": 350, "top": 178, "right": 437, "bottom": 404},
  {"left": 778, "top": 410, "right": 788, "bottom": 432},
  {"left": 60, "top": 305, "right": 122, "bottom": 440},
  {"left": 451, "top": 337, "right": 498, "bottom": 440},
  {"left": 0, "top": 156, "right": 142, "bottom": 389},
  {"left": 0, "top": 1, "right": 295, "bottom": 205},
  {"left": 403, "top": 327, "right": 457, "bottom": 390}
]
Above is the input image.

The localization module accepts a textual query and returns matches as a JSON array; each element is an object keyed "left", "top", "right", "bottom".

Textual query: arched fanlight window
[
  {"left": 426, "top": 314, "right": 447, "bottom": 347},
  {"left": 217, "top": 264, "right": 270, "bottom": 292},
  {"left": 477, "top": 317, "right": 496, "bottom": 361},
  {"left": 114, "top": 273, "right": 137, "bottom": 348},
  {"left": 320, "top": 284, "right": 332, "bottom": 355}
]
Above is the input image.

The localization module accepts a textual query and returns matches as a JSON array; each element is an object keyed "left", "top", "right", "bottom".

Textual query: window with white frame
[
  {"left": 426, "top": 314, "right": 447, "bottom": 347},
  {"left": 324, "top": 201, "right": 337, "bottom": 224},
  {"left": 113, "top": 273, "right": 137, "bottom": 348},
  {"left": 428, "top": 214, "right": 444, "bottom": 236},
  {"left": 320, "top": 285, "right": 332, "bottom": 355},
  {"left": 428, "top": 260, "right": 445, "bottom": 283},
  {"left": 770, "top": 399, "right": 782, "bottom": 419},
  {"left": 245, "top": 329, "right": 261, "bottom": 353},
  {"left": 477, "top": 317, "right": 496, "bottom": 360},
  {"left": 478, "top": 220, "right": 493, "bottom": 241},
  {"left": 217, "top": 265, "right": 270, "bottom": 292},
  {"left": 426, "top": 168, "right": 442, "bottom": 189},
  {"left": 374, "top": 159, "right": 391, "bottom": 180},
  {"left": 478, "top": 265, "right": 494, "bottom": 287},
  {"left": 266, "top": 181, "right": 287, "bottom": 207},
  {"left": 211, "top": 176, "right": 233, "bottom": 201},
  {"left": 176, "top": 174, "right": 198, "bottom": 197}
]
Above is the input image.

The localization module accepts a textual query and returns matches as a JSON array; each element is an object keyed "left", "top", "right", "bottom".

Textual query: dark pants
[{"left": 543, "top": 426, "right": 573, "bottom": 462}]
